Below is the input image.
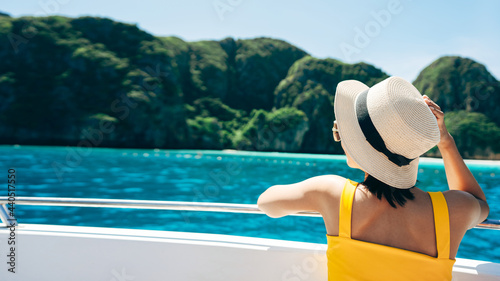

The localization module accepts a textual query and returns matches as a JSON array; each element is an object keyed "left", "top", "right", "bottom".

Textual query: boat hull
[{"left": 0, "top": 224, "right": 498, "bottom": 280}]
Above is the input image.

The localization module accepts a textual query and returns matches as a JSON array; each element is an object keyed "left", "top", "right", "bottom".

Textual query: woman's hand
[{"left": 423, "top": 95, "right": 454, "bottom": 149}]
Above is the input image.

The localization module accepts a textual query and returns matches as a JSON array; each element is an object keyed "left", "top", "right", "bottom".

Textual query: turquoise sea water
[{"left": 2, "top": 145, "right": 499, "bottom": 263}]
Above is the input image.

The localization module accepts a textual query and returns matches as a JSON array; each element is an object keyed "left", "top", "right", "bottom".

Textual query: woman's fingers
[
  {"left": 423, "top": 95, "right": 445, "bottom": 121},
  {"left": 429, "top": 105, "right": 443, "bottom": 114},
  {"left": 423, "top": 96, "right": 444, "bottom": 120},
  {"left": 423, "top": 95, "right": 441, "bottom": 110},
  {"left": 422, "top": 96, "right": 451, "bottom": 144}
]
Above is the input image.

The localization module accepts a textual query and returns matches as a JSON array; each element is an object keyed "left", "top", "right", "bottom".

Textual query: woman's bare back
[{"left": 321, "top": 178, "right": 475, "bottom": 260}]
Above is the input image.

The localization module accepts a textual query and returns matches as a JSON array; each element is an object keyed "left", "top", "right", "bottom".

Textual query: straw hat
[{"left": 334, "top": 76, "right": 440, "bottom": 189}]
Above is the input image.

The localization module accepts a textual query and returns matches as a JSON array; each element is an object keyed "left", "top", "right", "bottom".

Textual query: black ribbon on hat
[{"left": 355, "top": 89, "right": 415, "bottom": 167}]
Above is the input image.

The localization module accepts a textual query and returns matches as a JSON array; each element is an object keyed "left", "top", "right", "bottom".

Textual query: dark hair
[{"left": 359, "top": 173, "right": 415, "bottom": 208}]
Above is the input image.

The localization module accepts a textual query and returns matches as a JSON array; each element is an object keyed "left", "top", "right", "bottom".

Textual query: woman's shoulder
[
  {"left": 442, "top": 190, "right": 483, "bottom": 212},
  {"left": 307, "top": 175, "right": 349, "bottom": 196},
  {"left": 441, "top": 190, "right": 489, "bottom": 232},
  {"left": 302, "top": 174, "right": 348, "bottom": 185},
  {"left": 307, "top": 175, "right": 348, "bottom": 217}
]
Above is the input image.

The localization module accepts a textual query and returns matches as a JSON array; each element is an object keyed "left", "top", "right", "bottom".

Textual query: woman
[{"left": 257, "top": 77, "right": 489, "bottom": 280}]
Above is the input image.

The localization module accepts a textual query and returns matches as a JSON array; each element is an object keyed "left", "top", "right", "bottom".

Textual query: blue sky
[{"left": 3, "top": 0, "right": 500, "bottom": 81}]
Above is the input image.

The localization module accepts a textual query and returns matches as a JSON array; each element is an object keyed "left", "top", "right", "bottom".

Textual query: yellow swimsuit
[{"left": 326, "top": 179, "right": 456, "bottom": 280}]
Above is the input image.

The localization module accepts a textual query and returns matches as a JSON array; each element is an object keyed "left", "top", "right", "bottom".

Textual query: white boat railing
[{"left": 0, "top": 196, "right": 498, "bottom": 230}]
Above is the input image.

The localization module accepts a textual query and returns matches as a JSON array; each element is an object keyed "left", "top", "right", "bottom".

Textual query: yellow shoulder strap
[
  {"left": 339, "top": 179, "right": 357, "bottom": 238},
  {"left": 428, "top": 192, "right": 451, "bottom": 259}
]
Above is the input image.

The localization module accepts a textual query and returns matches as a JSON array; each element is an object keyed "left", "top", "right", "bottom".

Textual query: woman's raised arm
[{"left": 423, "top": 95, "right": 489, "bottom": 226}]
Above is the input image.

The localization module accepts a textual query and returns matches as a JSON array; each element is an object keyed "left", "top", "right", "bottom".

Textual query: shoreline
[{"left": 3, "top": 144, "right": 500, "bottom": 166}]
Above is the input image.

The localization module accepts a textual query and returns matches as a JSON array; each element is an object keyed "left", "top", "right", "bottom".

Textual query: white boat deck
[{"left": 0, "top": 224, "right": 499, "bottom": 280}]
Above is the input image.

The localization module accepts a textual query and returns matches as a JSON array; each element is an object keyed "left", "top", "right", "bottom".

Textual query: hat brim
[{"left": 334, "top": 80, "right": 419, "bottom": 189}]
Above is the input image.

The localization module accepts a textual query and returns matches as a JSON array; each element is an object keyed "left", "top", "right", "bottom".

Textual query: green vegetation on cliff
[
  {"left": 414, "top": 56, "right": 500, "bottom": 125},
  {"left": 232, "top": 107, "right": 309, "bottom": 151},
  {"left": 445, "top": 111, "right": 500, "bottom": 159},
  {"left": 0, "top": 15, "right": 499, "bottom": 159}
]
